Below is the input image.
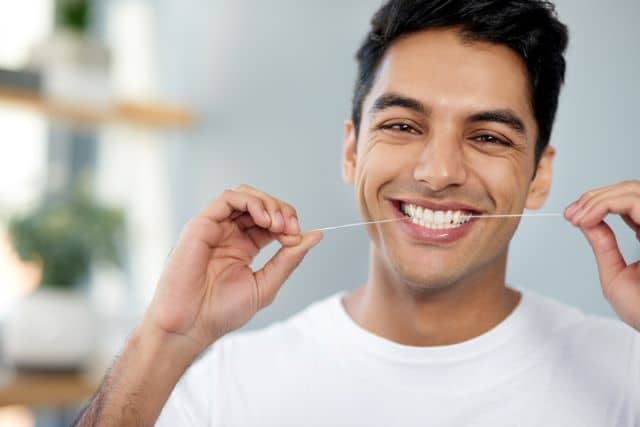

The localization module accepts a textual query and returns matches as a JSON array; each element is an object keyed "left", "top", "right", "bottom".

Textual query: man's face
[{"left": 342, "top": 28, "right": 553, "bottom": 289}]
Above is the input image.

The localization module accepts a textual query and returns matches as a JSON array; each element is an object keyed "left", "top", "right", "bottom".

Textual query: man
[{"left": 75, "top": 0, "right": 639, "bottom": 425}]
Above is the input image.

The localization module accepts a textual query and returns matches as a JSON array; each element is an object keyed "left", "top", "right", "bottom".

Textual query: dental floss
[{"left": 310, "top": 212, "right": 563, "bottom": 232}]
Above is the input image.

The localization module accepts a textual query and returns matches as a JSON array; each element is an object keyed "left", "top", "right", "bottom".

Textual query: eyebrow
[
  {"left": 368, "top": 93, "right": 429, "bottom": 117},
  {"left": 466, "top": 110, "right": 527, "bottom": 137}
]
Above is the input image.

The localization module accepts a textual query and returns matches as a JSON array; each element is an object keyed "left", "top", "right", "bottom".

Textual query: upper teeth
[{"left": 401, "top": 203, "right": 473, "bottom": 229}]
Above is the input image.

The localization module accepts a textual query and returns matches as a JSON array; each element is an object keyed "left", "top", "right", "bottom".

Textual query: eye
[
  {"left": 472, "top": 134, "right": 512, "bottom": 147},
  {"left": 381, "top": 122, "right": 420, "bottom": 135}
]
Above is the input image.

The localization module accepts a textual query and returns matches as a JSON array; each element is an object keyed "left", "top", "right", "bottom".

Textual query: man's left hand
[{"left": 564, "top": 180, "right": 640, "bottom": 332}]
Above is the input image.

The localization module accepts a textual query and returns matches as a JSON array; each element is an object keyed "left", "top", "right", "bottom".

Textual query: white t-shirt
[{"left": 156, "top": 289, "right": 640, "bottom": 426}]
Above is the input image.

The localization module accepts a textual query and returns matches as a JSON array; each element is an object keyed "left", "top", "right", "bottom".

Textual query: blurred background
[{"left": 0, "top": 0, "right": 637, "bottom": 425}]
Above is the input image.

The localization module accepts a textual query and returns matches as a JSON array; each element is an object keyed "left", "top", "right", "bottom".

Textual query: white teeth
[
  {"left": 400, "top": 202, "right": 473, "bottom": 230},
  {"left": 423, "top": 208, "right": 433, "bottom": 225},
  {"left": 445, "top": 210, "right": 453, "bottom": 224}
]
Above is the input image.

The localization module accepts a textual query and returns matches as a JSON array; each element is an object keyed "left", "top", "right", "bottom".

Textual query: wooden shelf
[
  {"left": 0, "top": 370, "right": 97, "bottom": 408},
  {"left": 0, "top": 86, "right": 196, "bottom": 129}
]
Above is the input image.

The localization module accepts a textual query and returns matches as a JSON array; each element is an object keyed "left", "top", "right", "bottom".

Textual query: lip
[{"left": 388, "top": 199, "right": 480, "bottom": 244}]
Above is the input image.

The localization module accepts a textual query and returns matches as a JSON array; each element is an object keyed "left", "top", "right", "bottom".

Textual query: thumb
[
  {"left": 253, "top": 231, "right": 323, "bottom": 309},
  {"left": 580, "top": 221, "right": 627, "bottom": 287}
]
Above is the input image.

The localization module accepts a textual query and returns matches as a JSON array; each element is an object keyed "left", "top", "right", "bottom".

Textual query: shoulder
[
  {"left": 524, "top": 289, "right": 638, "bottom": 351},
  {"left": 204, "top": 291, "right": 343, "bottom": 369},
  {"left": 527, "top": 290, "right": 638, "bottom": 349},
  {"left": 525, "top": 290, "right": 640, "bottom": 388},
  {"left": 156, "top": 293, "right": 342, "bottom": 425}
]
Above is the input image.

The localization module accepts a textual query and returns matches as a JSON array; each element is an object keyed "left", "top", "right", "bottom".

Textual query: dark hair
[{"left": 351, "top": 0, "right": 568, "bottom": 164}]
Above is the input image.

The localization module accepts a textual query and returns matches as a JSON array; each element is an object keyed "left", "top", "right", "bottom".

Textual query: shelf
[
  {"left": 0, "top": 86, "right": 196, "bottom": 129},
  {"left": 0, "top": 370, "right": 97, "bottom": 407}
]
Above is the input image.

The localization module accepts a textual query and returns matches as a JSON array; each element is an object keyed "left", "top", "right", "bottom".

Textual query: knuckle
[
  {"left": 184, "top": 216, "right": 201, "bottom": 230},
  {"left": 248, "top": 197, "right": 264, "bottom": 210},
  {"left": 264, "top": 198, "right": 280, "bottom": 212},
  {"left": 222, "top": 188, "right": 235, "bottom": 197},
  {"left": 182, "top": 217, "right": 205, "bottom": 238}
]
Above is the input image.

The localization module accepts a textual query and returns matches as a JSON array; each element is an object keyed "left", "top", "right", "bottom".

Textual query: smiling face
[{"left": 342, "top": 27, "right": 555, "bottom": 290}]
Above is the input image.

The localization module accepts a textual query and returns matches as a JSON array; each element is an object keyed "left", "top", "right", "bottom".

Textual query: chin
[
  {"left": 388, "top": 255, "right": 469, "bottom": 294},
  {"left": 406, "top": 271, "right": 464, "bottom": 292}
]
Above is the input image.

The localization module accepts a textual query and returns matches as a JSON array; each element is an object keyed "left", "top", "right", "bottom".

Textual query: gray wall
[{"left": 152, "top": 0, "right": 639, "bottom": 331}]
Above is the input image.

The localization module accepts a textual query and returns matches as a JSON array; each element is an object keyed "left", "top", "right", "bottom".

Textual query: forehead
[{"left": 366, "top": 28, "right": 534, "bottom": 124}]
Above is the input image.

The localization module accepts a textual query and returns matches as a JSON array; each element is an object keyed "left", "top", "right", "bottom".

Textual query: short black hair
[{"left": 351, "top": 0, "right": 569, "bottom": 164}]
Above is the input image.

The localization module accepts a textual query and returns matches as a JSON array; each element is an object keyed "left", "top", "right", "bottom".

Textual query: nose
[{"left": 412, "top": 128, "right": 467, "bottom": 191}]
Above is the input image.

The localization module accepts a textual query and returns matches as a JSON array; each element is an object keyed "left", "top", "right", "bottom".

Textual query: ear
[
  {"left": 525, "top": 145, "right": 555, "bottom": 210},
  {"left": 341, "top": 120, "right": 357, "bottom": 185}
]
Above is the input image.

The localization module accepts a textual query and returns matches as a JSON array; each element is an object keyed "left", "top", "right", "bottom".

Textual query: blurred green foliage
[
  {"left": 56, "top": 0, "right": 89, "bottom": 33},
  {"left": 8, "top": 190, "right": 125, "bottom": 289}
]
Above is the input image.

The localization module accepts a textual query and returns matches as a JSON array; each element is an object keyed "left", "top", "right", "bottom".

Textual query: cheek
[
  {"left": 354, "top": 144, "right": 413, "bottom": 217},
  {"left": 466, "top": 150, "right": 531, "bottom": 211}
]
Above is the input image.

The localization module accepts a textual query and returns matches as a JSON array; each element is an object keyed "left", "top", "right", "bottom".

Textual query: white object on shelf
[
  {"left": 28, "top": 30, "right": 112, "bottom": 109},
  {"left": 2, "top": 288, "right": 96, "bottom": 370}
]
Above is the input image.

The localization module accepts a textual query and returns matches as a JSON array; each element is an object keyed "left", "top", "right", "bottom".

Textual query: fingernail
[
  {"left": 310, "top": 232, "right": 323, "bottom": 247},
  {"left": 274, "top": 212, "right": 284, "bottom": 229},
  {"left": 573, "top": 209, "right": 585, "bottom": 225},
  {"left": 565, "top": 203, "right": 578, "bottom": 217}
]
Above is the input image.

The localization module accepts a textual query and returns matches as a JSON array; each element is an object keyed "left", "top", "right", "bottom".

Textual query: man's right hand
[
  {"left": 143, "top": 184, "right": 323, "bottom": 361},
  {"left": 74, "top": 185, "right": 322, "bottom": 426}
]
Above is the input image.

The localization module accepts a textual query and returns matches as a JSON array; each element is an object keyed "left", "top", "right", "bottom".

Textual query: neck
[{"left": 343, "top": 246, "right": 520, "bottom": 346}]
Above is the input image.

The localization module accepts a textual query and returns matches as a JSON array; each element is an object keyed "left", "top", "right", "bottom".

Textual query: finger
[
  {"left": 568, "top": 180, "right": 640, "bottom": 221},
  {"left": 178, "top": 216, "right": 225, "bottom": 250},
  {"left": 253, "top": 231, "right": 323, "bottom": 310},
  {"left": 234, "top": 205, "right": 302, "bottom": 247},
  {"left": 235, "top": 213, "right": 256, "bottom": 230},
  {"left": 235, "top": 185, "right": 300, "bottom": 235},
  {"left": 236, "top": 185, "right": 285, "bottom": 234},
  {"left": 234, "top": 202, "right": 300, "bottom": 239},
  {"left": 576, "top": 185, "right": 632, "bottom": 220},
  {"left": 237, "top": 211, "right": 301, "bottom": 247},
  {"left": 574, "top": 192, "right": 640, "bottom": 229},
  {"left": 170, "top": 217, "right": 227, "bottom": 277},
  {"left": 244, "top": 226, "right": 302, "bottom": 250},
  {"left": 579, "top": 222, "right": 627, "bottom": 289},
  {"left": 277, "top": 234, "right": 303, "bottom": 246},
  {"left": 203, "top": 190, "right": 271, "bottom": 228},
  {"left": 280, "top": 204, "right": 301, "bottom": 235},
  {"left": 565, "top": 181, "right": 635, "bottom": 219},
  {"left": 565, "top": 186, "right": 611, "bottom": 218}
]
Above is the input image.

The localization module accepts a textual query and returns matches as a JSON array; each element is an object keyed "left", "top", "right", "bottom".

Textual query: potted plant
[{"left": 3, "top": 189, "right": 124, "bottom": 370}]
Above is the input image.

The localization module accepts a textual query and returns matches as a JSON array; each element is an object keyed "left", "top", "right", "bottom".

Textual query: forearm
[{"left": 73, "top": 322, "right": 199, "bottom": 427}]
